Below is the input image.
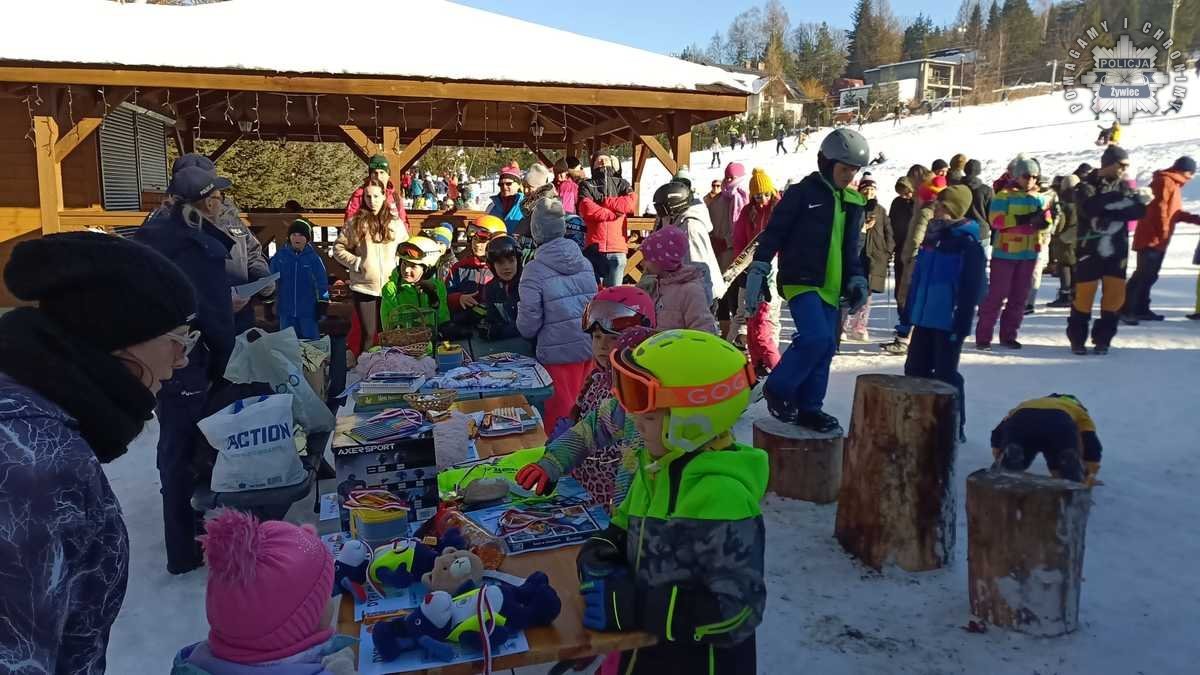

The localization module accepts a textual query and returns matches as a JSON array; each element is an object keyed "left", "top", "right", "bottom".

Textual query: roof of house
[
  {"left": 864, "top": 57, "right": 963, "bottom": 73},
  {"left": 0, "top": 0, "right": 748, "bottom": 94}
]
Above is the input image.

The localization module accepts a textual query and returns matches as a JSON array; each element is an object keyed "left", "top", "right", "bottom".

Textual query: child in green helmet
[{"left": 576, "top": 329, "right": 768, "bottom": 675}]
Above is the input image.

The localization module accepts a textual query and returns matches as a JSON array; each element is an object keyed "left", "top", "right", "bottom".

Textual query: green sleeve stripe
[
  {"left": 665, "top": 586, "right": 679, "bottom": 642},
  {"left": 693, "top": 605, "right": 751, "bottom": 642}
]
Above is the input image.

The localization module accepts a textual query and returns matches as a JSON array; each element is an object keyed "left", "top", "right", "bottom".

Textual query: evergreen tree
[
  {"left": 966, "top": 2, "right": 984, "bottom": 48},
  {"left": 986, "top": 0, "right": 1002, "bottom": 36},
  {"left": 1000, "top": 0, "right": 1043, "bottom": 85},
  {"left": 845, "top": 0, "right": 876, "bottom": 78},
  {"left": 902, "top": 13, "right": 934, "bottom": 60},
  {"left": 815, "top": 23, "right": 849, "bottom": 84}
]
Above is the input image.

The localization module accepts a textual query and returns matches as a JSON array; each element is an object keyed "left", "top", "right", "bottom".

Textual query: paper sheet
[{"left": 232, "top": 272, "right": 279, "bottom": 298}]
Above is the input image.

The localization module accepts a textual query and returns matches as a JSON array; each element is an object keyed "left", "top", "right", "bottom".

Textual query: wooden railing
[{"left": 56, "top": 208, "right": 656, "bottom": 281}]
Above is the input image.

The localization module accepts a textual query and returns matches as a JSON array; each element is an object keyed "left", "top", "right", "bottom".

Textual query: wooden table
[
  {"left": 454, "top": 394, "right": 548, "bottom": 458},
  {"left": 337, "top": 544, "right": 657, "bottom": 674}
]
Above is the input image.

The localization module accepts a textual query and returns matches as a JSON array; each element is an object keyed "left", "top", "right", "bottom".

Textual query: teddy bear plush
[
  {"left": 422, "top": 547, "right": 485, "bottom": 595},
  {"left": 373, "top": 572, "right": 562, "bottom": 662}
]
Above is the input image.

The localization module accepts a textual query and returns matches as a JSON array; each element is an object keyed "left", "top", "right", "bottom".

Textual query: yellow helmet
[
  {"left": 469, "top": 215, "right": 507, "bottom": 240},
  {"left": 396, "top": 236, "right": 442, "bottom": 267}
]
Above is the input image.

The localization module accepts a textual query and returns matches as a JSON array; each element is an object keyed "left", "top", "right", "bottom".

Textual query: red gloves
[{"left": 515, "top": 463, "right": 553, "bottom": 495}]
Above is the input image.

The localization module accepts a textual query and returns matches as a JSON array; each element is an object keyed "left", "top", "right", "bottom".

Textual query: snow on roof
[{"left": 0, "top": 0, "right": 749, "bottom": 95}]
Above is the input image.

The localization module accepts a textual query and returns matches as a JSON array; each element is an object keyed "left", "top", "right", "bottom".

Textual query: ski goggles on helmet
[
  {"left": 581, "top": 299, "right": 650, "bottom": 335},
  {"left": 165, "top": 327, "right": 201, "bottom": 356},
  {"left": 609, "top": 347, "right": 755, "bottom": 415}
]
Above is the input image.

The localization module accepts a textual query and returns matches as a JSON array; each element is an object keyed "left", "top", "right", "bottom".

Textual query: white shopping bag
[
  {"left": 225, "top": 327, "right": 335, "bottom": 432},
  {"left": 198, "top": 393, "right": 307, "bottom": 493}
]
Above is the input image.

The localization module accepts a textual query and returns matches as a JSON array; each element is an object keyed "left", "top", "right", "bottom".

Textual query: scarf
[{"left": 0, "top": 308, "right": 156, "bottom": 463}]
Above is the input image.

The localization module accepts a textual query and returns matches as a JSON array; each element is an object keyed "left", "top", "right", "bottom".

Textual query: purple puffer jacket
[{"left": 517, "top": 237, "right": 597, "bottom": 364}]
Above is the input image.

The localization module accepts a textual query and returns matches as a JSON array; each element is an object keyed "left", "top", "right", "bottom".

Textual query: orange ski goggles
[{"left": 609, "top": 348, "right": 755, "bottom": 414}]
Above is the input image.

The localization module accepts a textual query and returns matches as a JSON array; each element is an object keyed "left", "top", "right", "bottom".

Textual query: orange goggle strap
[{"left": 609, "top": 348, "right": 756, "bottom": 414}]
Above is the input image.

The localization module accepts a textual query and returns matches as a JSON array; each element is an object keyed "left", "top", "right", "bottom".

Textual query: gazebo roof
[{"left": 0, "top": 0, "right": 748, "bottom": 95}]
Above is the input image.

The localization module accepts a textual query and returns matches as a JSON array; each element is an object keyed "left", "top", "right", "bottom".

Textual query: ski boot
[
  {"left": 880, "top": 336, "right": 909, "bottom": 355},
  {"left": 763, "top": 388, "right": 798, "bottom": 424},
  {"left": 1046, "top": 292, "right": 1073, "bottom": 308},
  {"left": 793, "top": 409, "right": 842, "bottom": 434}
]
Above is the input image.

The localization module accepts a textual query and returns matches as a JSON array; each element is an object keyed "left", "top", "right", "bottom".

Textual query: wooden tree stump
[
  {"left": 752, "top": 416, "right": 843, "bottom": 503},
  {"left": 966, "top": 469, "right": 1091, "bottom": 636},
  {"left": 834, "top": 374, "right": 959, "bottom": 572}
]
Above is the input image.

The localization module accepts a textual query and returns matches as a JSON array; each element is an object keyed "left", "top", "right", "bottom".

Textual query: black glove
[
  {"left": 315, "top": 300, "right": 329, "bottom": 319},
  {"left": 577, "top": 526, "right": 628, "bottom": 582},
  {"left": 417, "top": 280, "right": 440, "bottom": 308}
]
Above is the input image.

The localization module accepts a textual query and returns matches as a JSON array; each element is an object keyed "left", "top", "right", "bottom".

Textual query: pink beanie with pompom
[
  {"left": 199, "top": 509, "right": 335, "bottom": 664},
  {"left": 641, "top": 225, "right": 688, "bottom": 272}
]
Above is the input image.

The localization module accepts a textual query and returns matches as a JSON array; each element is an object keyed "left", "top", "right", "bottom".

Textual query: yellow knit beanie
[{"left": 748, "top": 168, "right": 776, "bottom": 197}]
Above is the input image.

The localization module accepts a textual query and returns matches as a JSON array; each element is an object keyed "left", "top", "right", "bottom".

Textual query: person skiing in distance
[{"left": 746, "top": 129, "right": 869, "bottom": 433}]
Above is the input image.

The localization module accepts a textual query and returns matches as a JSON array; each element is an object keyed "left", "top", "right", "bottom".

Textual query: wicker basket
[
  {"left": 403, "top": 389, "right": 457, "bottom": 413},
  {"left": 379, "top": 325, "right": 432, "bottom": 348},
  {"left": 398, "top": 341, "right": 432, "bottom": 358}
]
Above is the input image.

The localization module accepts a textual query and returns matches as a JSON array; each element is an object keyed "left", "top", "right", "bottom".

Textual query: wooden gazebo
[{"left": 0, "top": 0, "right": 748, "bottom": 302}]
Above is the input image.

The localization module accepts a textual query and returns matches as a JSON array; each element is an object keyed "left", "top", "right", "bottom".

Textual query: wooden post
[
  {"left": 382, "top": 126, "right": 402, "bottom": 177},
  {"left": 33, "top": 115, "right": 63, "bottom": 235},
  {"left": 631, "top": 139, "right": 649, "bottom": 215},
  {"left": 753, "top": 416, "right": 843, "bottom": 503},
  {"left": 834, "top": 374, "right": 959, "bottom": 571},
  {"left": 966, "top": 469, "right": 1091, "bottom": 636},
  {"left": 670, "top": 112, "right": 692, "bottom": 172},
  {"left": 207, "top": 132, "right": 243, "bottom": 162}
]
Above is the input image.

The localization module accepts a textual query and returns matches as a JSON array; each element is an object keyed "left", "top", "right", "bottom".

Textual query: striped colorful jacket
[{"left": 988, "top": 188, "right": 1053, "bottom": 261}]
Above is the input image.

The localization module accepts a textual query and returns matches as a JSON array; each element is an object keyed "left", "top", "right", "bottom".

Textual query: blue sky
[{"left": 455, "top": 0, "right": 962, "bottom": 55}]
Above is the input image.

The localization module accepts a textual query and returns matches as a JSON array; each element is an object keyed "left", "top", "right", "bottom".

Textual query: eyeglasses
[
  {"left": 582, "top": 299, "right": 650, "bottom": 335},
  {"left": 498, "top": 181, "right": 515, "bottom": 187},
  {"left": 609, "top": 347, "right": 755, "bottom": 415},
  {"left": 165, "top": 328, "right": 201, "bottom": 356}
]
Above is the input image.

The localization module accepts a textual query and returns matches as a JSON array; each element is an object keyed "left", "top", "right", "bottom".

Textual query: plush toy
[
  {"left": 332, "top": 538, "right": 372, "bottom": 602},
  {"left": 422, "top": 547, "right": 485, "bottom": 595},
  {"left": 368, "top": 528, "right": 467, "bottom": 595},
  {"left": 373, "top": 572, "right": 562, "bottom": 662}
]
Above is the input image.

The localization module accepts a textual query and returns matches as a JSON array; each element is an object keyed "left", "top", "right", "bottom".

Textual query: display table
[
  {"left": 454, "top": 394, "right": 548, "bottom": 458},
  {"left": 336, "top": 544, "right": 657, "bottom": 674},
  {"left": 333, "top": 394, "right": 655, "bottom": 673}
]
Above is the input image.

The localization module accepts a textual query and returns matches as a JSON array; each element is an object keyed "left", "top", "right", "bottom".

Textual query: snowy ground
[{"left": 104, "top": 82, "right": 1200, "bottom": 673}]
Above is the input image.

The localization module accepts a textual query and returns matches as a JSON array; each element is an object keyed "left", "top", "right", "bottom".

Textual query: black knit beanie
[
  {"left": 288, "top": 218, "right": 314, "bottom": 243},
  {"left": 4, "top": 231, "right": 197, "bottom": 352},
  {"left": 1101, "top": 145, "right": 1129, "bottom": 168}
]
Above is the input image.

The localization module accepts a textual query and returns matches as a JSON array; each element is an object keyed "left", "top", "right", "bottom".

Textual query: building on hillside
[
  {"left": 723, "top": 63, "right": 806, "bottom": 124},
  {"left": 864, "top": 55, "right": 972, "bottom": 102}
]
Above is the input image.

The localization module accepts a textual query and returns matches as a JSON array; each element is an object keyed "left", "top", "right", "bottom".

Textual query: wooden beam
[
  {"left": 0, "top": 66, "right": 748, "bottom": 113},
  {"left": 382, "top": 126, "right": 401, "bottom": 180},
  {"left": 637, "top": 133, "right": 676, "bottom": 175},
  {"left": 33, "top": 116, "right": 64, "bottom": 235},
  {"left": 333, "top": 123, "right": 374, "bottom": 162},
  {"left": 207, "top": 132, "right": 243, "bottom": 162},
  {"left": 53, "top": 116, "right": 103, "bottom": 163},
  {"left": 394, "top": 127, "right": 443, "bottom": 173},
  {"left": 670, "top": 112, "right": 692, "bottom": 172},
  {"left": 631, "top": 139, "right": 649, "bottom": 214},
  {"left": 525, "top": 142, "right": 553, "bottom": 168}
]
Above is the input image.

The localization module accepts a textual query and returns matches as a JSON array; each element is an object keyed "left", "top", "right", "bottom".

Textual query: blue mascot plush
[
  {"left": 367, "top": 528, "right": 467, "bottom": 595},
  {"left": 373, "top": 572, "right": 561, "bottom": 662}
]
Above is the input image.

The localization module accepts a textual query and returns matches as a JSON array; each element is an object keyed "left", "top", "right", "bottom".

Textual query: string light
[
  {"left": 252, "top": 92, "right": 261, "bottom": 141},
  {"left": 283, "top": 94, "right": 292, "bottom": 127},
  {"left": 21, "top": 88, "right": 37, "bottom": 147},
  {"left": 162, "top": 88, "right": 171, "bottom": 112},
  {"left": 132, "top": 86, "right": 139, "bottom": 111},
  {"left": 66, "top": 85, "right": 75, "bottom": 136},
  {"left": 344, "top": 96, "right": 355, "bottom": 125},
  {"left": 372, "top": 99, "right": 380, "bottom": 145},
  {"left": 194, "top": 89, "right": 205, "bottom": 140},
  {"left": 400, "top": 103, "right": 407, "bottom": 132},
  {"left": 456, "top": 101, "right": 463, "bottom": 131},
  {"left": 563, "top": 105, "right": 568, "bottom": 142},
  {"left": 224, "top": 92, "right": 235, "bottom": 126},
  {"left": 313, "top": 95, "right": 321, "bottom": 141}
]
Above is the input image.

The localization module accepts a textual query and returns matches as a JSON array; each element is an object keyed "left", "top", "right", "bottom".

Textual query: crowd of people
[{"left": 1, "top": 116, "right": 1197, "bottom": 674}]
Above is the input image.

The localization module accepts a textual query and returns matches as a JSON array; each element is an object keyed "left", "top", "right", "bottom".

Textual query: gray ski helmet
[
  {"left": 653, "top": 181, "right": 691, "bottom": 218},
  {"left": 819, "top": 128, "right": 870, "bottom": 168},
  {"left": 1008, "top": 153, "right": 1041, "bottom": 178}
]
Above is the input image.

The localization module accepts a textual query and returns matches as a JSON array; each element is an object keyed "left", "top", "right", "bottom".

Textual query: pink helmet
[{"left": 582, "top": 285, "right": 657, "bottom": 334}]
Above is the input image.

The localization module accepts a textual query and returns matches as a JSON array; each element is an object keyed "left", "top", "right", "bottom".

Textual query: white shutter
[{"left": 135, "top": 113, "right": 168, "bottom": 192}]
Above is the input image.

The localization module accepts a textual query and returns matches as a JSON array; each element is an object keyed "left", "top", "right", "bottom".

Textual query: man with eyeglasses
[
  {"left": 488, "top": 161, "right": 526, "bottom": 233},
  {"left": 1069, "top": 145, "right": 1152, "bottom": 355},
  {"left": 134, "top": 165, "right": 238, "bottom": 574}
]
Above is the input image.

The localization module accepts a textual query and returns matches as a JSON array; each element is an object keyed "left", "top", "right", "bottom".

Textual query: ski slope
[{"left": 102, "top": 83, "right": 1200, "bottom": 673}]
